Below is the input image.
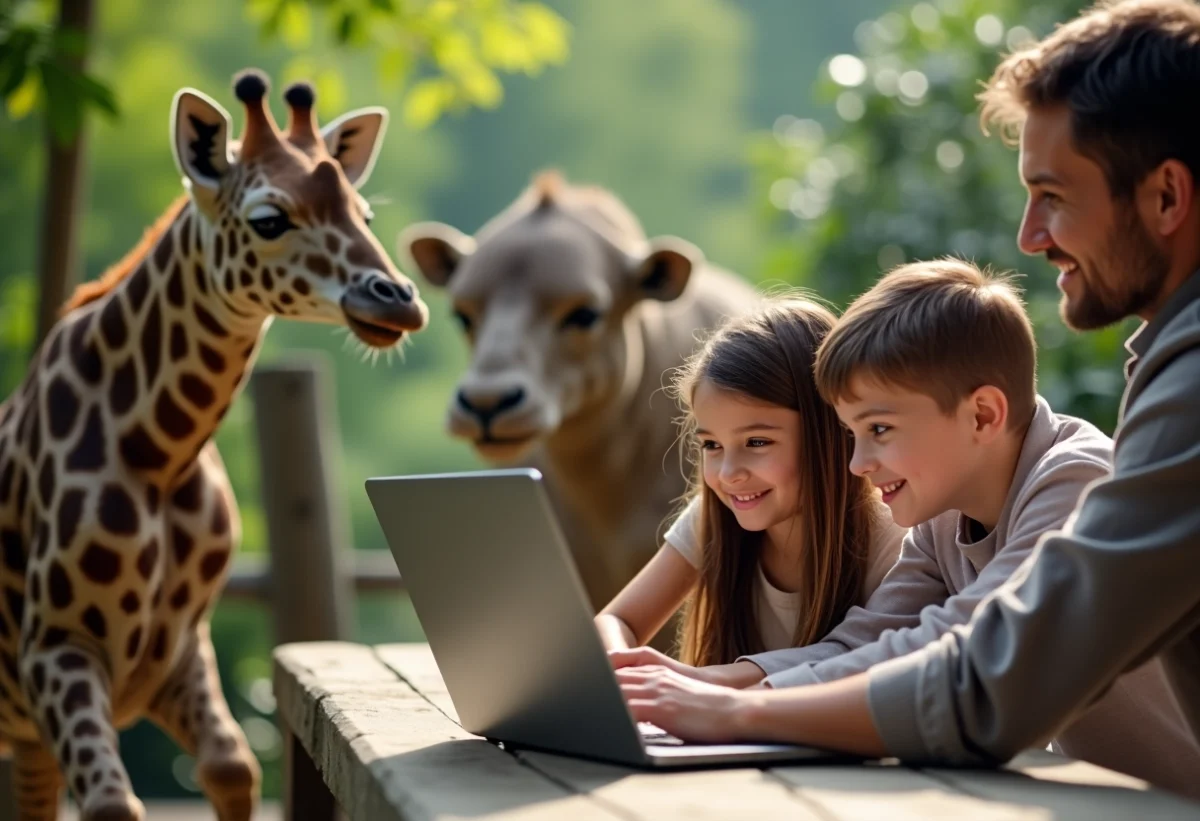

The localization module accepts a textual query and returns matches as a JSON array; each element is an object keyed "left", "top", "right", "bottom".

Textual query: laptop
[{"left": 365, "top": 467, "right": 853, "bottom": 768}]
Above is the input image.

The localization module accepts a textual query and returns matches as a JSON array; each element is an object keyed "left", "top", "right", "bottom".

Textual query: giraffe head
[{"left": 170, "top": 69, "right": 427, "bottom": 347}]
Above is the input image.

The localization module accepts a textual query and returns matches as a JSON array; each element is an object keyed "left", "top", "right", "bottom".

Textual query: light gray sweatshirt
[
  {"left": 742, "top": 398, "right": 1200, "bottom": 796},
  {"left": 867, "top": 271, "right": 1200, "bottom": 798}
]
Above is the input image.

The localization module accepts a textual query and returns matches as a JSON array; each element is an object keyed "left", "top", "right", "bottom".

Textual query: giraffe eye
[{"left": 247, "top": 205, "right": 295, "bottom": 240}]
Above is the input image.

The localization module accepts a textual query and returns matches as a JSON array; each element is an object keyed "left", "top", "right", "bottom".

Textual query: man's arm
[
  {"left": 740, "top": 526, "right": 948, "bottom": 679},
  {"left": 766, "top": 451, "right": 1109, "bottom": 688},
  {"left": 868, "top": 344, "right": 1200, "bottom": 765}
]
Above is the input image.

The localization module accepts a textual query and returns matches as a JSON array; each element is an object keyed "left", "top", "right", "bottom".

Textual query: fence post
[{"left": 252, "top": 358, "right": 354, "bottom": 645}]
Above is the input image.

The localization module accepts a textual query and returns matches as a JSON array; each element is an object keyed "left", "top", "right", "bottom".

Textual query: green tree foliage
[{"left": 747, "top": 0, "right": 1133, "bottom": 432}]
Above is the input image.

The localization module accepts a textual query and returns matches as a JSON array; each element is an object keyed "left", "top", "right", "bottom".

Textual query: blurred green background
[{"left": 2, "top": 0, "right": 1117, "bottom": 802}]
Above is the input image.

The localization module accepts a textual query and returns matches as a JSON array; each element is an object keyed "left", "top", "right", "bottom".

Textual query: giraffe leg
[
  {"left": 12, "top": 740, "right": 62, "bottom": 821},
  {"left": 20, "top": 646, "right": 143, "bottom": 821},
  {"left": 148, "top": 624, "right": 259, "bottom": 821}
]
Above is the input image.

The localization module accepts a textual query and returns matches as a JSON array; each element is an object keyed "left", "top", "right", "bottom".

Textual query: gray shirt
[
  {"left": 741, "top": 398, "right": 1200, "bottom": 796},
  {"left": 868, "top": 271, "right": 1200, "bottom": 797}
]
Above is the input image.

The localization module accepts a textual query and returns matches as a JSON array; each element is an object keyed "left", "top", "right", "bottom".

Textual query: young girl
[{"left": 595, "top": 297, "right": 906, "bottom": 683}]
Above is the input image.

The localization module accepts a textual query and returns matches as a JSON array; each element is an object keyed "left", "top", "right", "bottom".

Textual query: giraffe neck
[{"left": 63, "top": 200, "right": 272, "bottom": 486}]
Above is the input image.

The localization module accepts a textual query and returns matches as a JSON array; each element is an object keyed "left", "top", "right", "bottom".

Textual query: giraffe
[{"left": 0, "top": 68, "right": 428, "bottom": 820}]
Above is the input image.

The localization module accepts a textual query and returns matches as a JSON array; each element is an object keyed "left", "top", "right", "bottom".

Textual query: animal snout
[
  {"left": 367, "top": 276, "right": 414, "bottom": 303},
  {"left": 456, "top": 386, "right": 526, "bottom": 422}
]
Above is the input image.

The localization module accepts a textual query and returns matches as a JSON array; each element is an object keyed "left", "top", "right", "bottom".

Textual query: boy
[{"left": 614, "top": 259, "right": 1200, "bottom": 796}]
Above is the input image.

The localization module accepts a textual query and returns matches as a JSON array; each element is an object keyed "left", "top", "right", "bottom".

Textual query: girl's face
[{"left": 693, "top": 379, "right": 805, "bottom": 541}]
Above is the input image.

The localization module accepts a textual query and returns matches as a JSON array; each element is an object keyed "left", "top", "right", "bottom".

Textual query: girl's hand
[
  {"left": 616, "top": 666, "right": 754, "bottom": 744},
  {"left": 609, "top": 648, "right": 765, "bottom": 689}
]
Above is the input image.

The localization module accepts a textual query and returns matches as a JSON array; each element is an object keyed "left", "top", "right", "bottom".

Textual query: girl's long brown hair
[{"left": 673, "top": 297, "right": 875, "bottom": 666}]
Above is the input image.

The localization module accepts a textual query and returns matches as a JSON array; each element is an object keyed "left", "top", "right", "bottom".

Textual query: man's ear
[
  {"left": 968, "top": 385, "right": 1009, "bottom": 443},
  {"left": 322, "top": 107, "right": 388, "bottom": 189},
  {"left": 1144, "top": 158, "right": 1196, "bottom": 239},
  {"left": 397, "top": 222, "right": 476, "bottom": 288},
  {"left": 171, "top": 89, "right": 232, "bottom": 214},
  {"left": 628, "top": 237, "right": 702, "bottom": 302}
]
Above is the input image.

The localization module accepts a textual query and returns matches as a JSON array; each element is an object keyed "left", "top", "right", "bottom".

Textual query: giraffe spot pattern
[
  {"left": 171, "top": 469, "right": 203, "bottom": 512},
  {"left": 36, "top": 456, "right": 55, "bottom": 508},
  {"left": 210, "top": 501, "right": 230, "bottom": 536},
  {"left": 146, "top": 484, "right": 160, "bottom": 515},
  {"left": 119, "top": 591, "right": 139, "bottom": 613},
  {"left": 151, "top": 626, "right": 167, "bottom": 660},
  {"left": 109, "top": 357, "right": 138, "bottom": 416},
  {"left": 47, "top": 561, "right": 73, "bottom": 608},
  {"left": 169, "top": 322, "right": 188, "bottom": 362},
  {"left": 167, "top": 264, "right": 186, "bottom": 308},
  {"left": 0, "top": 462, "right": 12, "bottom": 504},
  {"left": 73, "top": 718, "right": 100, "bottom": 738},
  {"left": 194, "top": 304, "right": 228, "bottom": 338},
  {"left": 127, "top": 265, "right": 151, "bottom": 315},
  {"left": 142, "top": 300, "right": 163, "bottom": 386},
  {"left": 78, "top": 747, "right": 94, "bottom": 765},
  {"left": 57, "top": 651, "right": 87, "bottom": 671},
  {"left": 57, "top": 488, "right": 85, "bottom": 548},
  {"left": 31, "top": 661, "right": 45, "bottom": 694},
  {"left": 82, "top": 605, "right": 106, "bottom": 639},
  {"left": 305, "top": 255, "right": 332, "bottom": 277},
  {"left": 98, "top": 484, "right": 139, "bottom": 536},
  {"left": 198, "top": 343, "right": 225, "bottom": 374},
  {"left": 41, "top": 626, "right": 67, "bottom": 647},
  {"left": 45, "top": 704, "right": 60, "bottom": 740},
  {"left": 46, "top": 376, "right": 81, "bottom": 440},
  {"left": 79, "top": 542, "right": 121, "bottom": 584},
  {"left": 194, "top": 262, "right": 209, "bottom": 295},
  {"left": 62, "top": 680, "right": 91, "bottom": 716},
  {"left": 4, "top": 589, "right": 23, "bottom": 627},
  {"left": 69, "top": 315, "right": 104, "bottom": 386},
  {"left": 136, "top": 538, "right": 158, "bottom": 580},
  {"left": 126, "top": 625, "right": 142, "bottom": 659},
  {"left": 0, "top": 530, "right": 22, "bottom": 573},
  {"left": 154, "top": 390, "right": 196, "bottom": 440},
  {"left": 118, "top": 424, "right": 169, "bottom": 471},
  {"left": 99, "top": 298, "right": 128, "bottom": 350},
  {"left": 65, "top": 406, "right": 107, "bottom": 472},
  {"left": 179, "top": 374, "right": 215, "bottom": 409},
  {"left": 152, "top": 223, "right": 175, "bottom": 270},
  {"left": 172, "top": 526, "right": 194, "bottom": 564},
  {"left": 169, "top": 582, "right": 189, "bottom": 610},
  {"left": 199, "top": 550, "right": 229, "bottom": 582}
]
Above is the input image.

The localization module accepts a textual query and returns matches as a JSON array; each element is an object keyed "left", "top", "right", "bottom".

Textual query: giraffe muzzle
[{"left": 341, "top": 275, "right": 429, "bottom": 347}]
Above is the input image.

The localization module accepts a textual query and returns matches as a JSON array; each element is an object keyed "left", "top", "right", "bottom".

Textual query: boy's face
[{"left": 835, "top": 377, "right": 979, "bottom": 527}]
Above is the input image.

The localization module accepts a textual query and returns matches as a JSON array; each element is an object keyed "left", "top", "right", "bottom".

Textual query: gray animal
[{"left": 398, "top": 172, "right": 759, "bottom": 618}]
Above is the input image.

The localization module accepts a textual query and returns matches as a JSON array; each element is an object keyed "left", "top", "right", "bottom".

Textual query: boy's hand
[{"left": 617, "top": 666, "right": 754, "bottom": 743}]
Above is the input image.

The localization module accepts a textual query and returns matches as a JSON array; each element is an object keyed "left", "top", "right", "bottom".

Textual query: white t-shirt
[{"left": 663, "top": 496, "right": 907, "bottom": 652}]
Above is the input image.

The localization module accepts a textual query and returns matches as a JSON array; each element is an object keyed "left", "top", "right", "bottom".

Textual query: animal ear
[
  {"left": 171, "top": 89, "right": 232, "bottom": 202},
  {"left": 398, "top": 222, "right": 476, "bottom": 288},
  {"left": 322, "top": 107, "right": 387, "bottom": 189},
  {"left": 630, "top": 237, "right": 701, "bottom": 302}
]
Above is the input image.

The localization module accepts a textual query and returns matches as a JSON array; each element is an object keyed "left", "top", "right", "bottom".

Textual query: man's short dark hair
[{"left": 979, "top": 0, "right": 1200, "bottom": 199}]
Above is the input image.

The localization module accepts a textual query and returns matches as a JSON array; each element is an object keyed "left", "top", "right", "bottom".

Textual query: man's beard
[{"left": 1058, "top": 207, "right": 1170, "bottom": 331}]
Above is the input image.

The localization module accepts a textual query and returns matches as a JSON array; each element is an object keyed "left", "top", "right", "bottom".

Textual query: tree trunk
[{"left": 33, "top": 0, "right": 95, "bottom": 350}]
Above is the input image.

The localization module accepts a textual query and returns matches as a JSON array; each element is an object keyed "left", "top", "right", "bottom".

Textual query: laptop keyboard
[{"left": 638, "top": 722, "right": 687, "bottom": 746}]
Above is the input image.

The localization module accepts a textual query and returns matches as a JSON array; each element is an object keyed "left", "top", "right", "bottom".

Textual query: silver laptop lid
[{"left": 366, "top": 468, "right": 647, "bottom": 764}]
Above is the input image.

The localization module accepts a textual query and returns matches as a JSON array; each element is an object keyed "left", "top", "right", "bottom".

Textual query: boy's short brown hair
[{"left": 815, "top": 259, "right": 1037, "bottom": 429}]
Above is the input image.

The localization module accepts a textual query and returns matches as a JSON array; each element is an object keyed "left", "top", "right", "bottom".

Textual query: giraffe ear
[
  {"left": 171, "top": 89, "right": 232, "bottom": 196},
  {"left": 322, "top": 107, "right": 387, "bottom": 189}
]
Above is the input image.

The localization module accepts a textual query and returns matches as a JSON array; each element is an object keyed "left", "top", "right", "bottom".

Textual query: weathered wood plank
[
  {"left": 274, "top": 642, "right": 624, "bottom": 821},
  {"left": 923, "top": 749, "right": 1200, "bottom": 821},
  {"left": 519, "top": 751, "right": 829, "bottom": 821},
  {"left": 771, "top": 764, "right": 1047, "bottom": 821},
  {"left": 375, "top": 643, "right": 459, "bottom": 720}
]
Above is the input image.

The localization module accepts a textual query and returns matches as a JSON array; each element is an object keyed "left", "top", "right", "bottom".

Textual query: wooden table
[{"left": 273, "top": 642, "right": 1200, "bottom": 820}]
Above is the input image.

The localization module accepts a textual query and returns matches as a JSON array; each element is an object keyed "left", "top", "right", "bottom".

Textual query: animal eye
[
  {"left": 452, "top": 309, "right": 472, "bottom": 332},
  {"left": 561, "top": 306, "right": 601, "bottom": 330},
  {"left": 247, "top": 205, "right": 294, "bottom": 240}
]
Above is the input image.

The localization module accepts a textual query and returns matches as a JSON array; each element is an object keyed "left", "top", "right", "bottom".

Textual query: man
[{"left": 617, "top": 0, "right": 1200, "bottom": 778}]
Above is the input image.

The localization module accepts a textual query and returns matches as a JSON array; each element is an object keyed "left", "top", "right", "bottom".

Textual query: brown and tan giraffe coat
[{"left": 0, "top": 70, "right": 427, "bottom": 821}]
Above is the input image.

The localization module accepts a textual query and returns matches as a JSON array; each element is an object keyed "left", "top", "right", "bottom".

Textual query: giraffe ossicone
[{"left": 0, "top": 67, "right": 427, "bottom": 821}]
